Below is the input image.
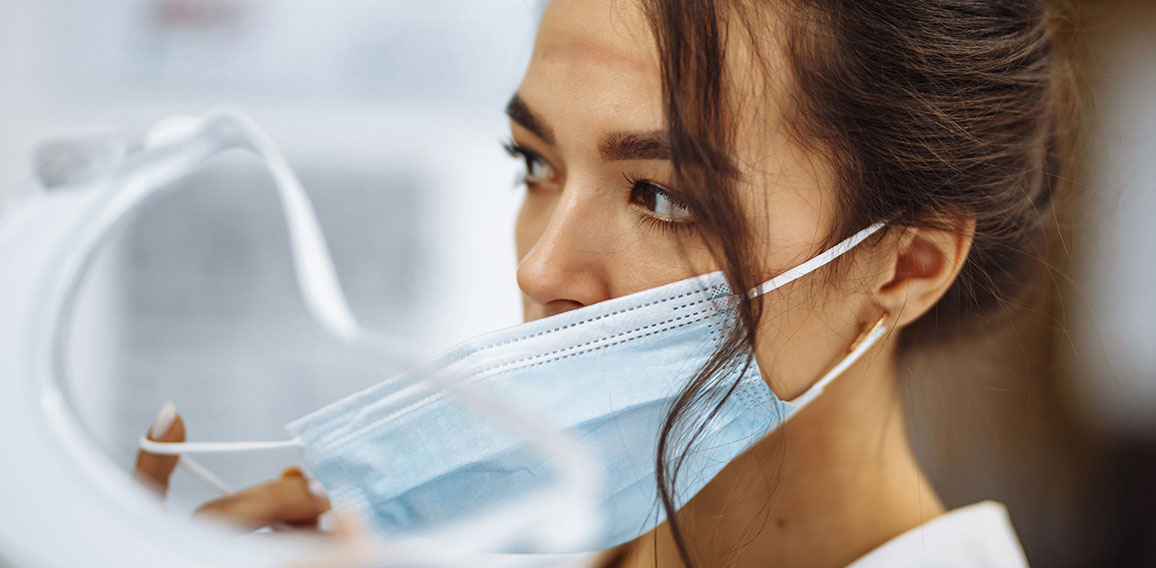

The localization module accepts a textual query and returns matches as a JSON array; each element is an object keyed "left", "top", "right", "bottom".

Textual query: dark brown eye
[
  {"left": 504, "top": 141, "right": 555, "bottom": 185},
  {"left": 632, "top": 180, "right": 693, "bottom": 220}
]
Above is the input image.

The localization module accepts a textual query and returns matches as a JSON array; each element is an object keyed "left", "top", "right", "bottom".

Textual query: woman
[{"left": 136, "top": 0, "right": 1076, "bottom": 565}]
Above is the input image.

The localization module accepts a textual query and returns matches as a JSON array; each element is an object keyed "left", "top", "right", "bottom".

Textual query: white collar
[{"left": 849, "top": 501, "right": 1029, "bottom": 568}]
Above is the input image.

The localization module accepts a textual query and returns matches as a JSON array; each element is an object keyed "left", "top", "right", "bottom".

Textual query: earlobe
[{"left": 874, "top": 221, "right": 974, "bottom": 328}]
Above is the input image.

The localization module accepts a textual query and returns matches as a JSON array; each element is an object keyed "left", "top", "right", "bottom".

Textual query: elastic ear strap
[
  {"left": 178, "top": 455, "right": 235, "bottom": 494},
  {"left": 788, "top": 322, "right": 889, "bottom": 411},
  {"left": 138, "top": 437, "right": 301, "bottom": 455},
  {"left": 139, "top": 437, "right": 299, "bottom": 496},
  {"left": 749, "top": 222, "right": 886, "bottom": 298}
]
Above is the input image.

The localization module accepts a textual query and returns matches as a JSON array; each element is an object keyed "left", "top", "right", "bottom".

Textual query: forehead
[
  {"left": 523, "top": 1, "right": 825, "bottom": 199},
  {"left": 535, "top": 0, "right": 656, "bottom": 74},
  {"left": 519, "top": 0, "right": 664, "bottom": 133},
  {"left": 523, "top": 1, "right": 792, "bottom": 144},
  {"left": 521, "top": 1, "right": 838, "bottom": 254}
]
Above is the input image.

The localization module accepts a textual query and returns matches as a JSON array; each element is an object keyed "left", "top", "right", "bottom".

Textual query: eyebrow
[
  {"left": 505, "top": 93, "right": 556, "bottom": 146},
  {"left": 598, "top": 131, "right": 671, "bottom": 161},
  {"left": 505, "top": 92, "right": 672, "bottom": 162}
]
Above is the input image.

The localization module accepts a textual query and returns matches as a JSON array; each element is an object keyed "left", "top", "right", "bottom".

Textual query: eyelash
[
  {"left": 503, "top": 140, "right": 549, "bottom": 188},
  {"left": 623, "top": 174, "right": 697, "bottom": 236},
  {"left": 637, "top": 214, "right": 696, "bottom": 236},
  {"left": 502, "top": 139, "right": 696, "bottom": 236}
]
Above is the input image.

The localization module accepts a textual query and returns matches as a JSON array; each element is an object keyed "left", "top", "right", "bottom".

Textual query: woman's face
[{"left": 510, "top": 0, "right": 880, "bottom": 398}]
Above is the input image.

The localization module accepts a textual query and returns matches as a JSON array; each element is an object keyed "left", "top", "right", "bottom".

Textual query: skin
[
  {"left": 133, "top": 410, "right": 331, "bottom": 530},
  {"left": 513, "top": 2, "right": 968, "bottom": 566},
  {"left": 135, "top": 0, "right": 974, "bottom": 565}
]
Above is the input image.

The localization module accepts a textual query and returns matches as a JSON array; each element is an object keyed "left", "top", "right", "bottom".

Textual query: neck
[{"left": 616, "top": 342, "right": 945, "bottom": 567}]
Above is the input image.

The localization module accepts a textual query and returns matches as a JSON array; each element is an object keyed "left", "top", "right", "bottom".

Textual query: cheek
[
  {"left": 752, "top": 267, "right": 877, "bottom": 400},
  {"left": 753, "top": 286, "right": 845, "bottom": 399}
]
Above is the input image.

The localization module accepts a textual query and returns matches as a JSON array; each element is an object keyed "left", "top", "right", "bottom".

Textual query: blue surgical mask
[
  {"left": 286, "top": 241, "right": 886, "bottom": 553},
  {"left": 133, "top": 110, "right": 889, "bottom": 555}
]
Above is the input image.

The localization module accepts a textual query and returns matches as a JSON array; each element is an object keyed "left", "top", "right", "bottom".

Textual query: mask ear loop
[
  {"left": 788, "top": 313, "right": 890, "bottom": 411},
  {"left": 742, "top": 222, "right": 890, "bottom": 412},
  {"left": 748, "top": 222, "right": 887, "bottom": 299},
  {"left": 176, "top": 456, "right": 234, "bottom": 495}
]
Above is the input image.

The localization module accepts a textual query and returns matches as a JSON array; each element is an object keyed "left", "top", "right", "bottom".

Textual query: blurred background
[
  {"left": 0, "top": 0, "right": 538, "bottom": 521},
  {"left": 0, "top": 1, "right": 1153, "bottom": 567}
]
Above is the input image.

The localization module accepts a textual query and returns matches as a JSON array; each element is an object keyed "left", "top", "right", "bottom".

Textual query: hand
[{"left": 133, "top": 402, "right": 331, "bottom": 532}]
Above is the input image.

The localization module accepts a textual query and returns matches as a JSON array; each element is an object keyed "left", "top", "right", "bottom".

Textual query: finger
[
  {"left": 274, "top": 468, "right": 320, "bottom": 529},
  {"left": 291, "top": 512, "right": 378, "bottom": 568},
  {"left": 132, "top": 401, "right": 186, "bottom": 496},
  {"left": 193, "top": 471, "right": 330, "bottom": 531}
]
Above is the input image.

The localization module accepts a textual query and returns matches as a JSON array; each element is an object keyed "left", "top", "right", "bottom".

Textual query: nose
[{"left": 516, "top": 188, "right": 613, "bottom": 316}]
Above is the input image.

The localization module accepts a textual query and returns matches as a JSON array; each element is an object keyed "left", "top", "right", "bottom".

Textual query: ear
[{"left": 873, "top": 220, "right": 975, "bottom": 328}]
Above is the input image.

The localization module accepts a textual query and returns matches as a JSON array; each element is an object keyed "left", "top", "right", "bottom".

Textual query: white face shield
[{"left": 0, "top": 109, "right": 600, "bottom": 568}]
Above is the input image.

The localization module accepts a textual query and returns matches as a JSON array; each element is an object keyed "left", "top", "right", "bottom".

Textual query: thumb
[
  {"left": 133, "top": 401, "right": 186, "bottom": 496},
  {"left": 292, "top": 513, "right": 381, "bottom": 568}
]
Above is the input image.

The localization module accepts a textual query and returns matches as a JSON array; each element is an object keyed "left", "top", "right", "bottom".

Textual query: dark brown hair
[{"left": 639, "top": 0, "right": 1079, "bottom": 564}]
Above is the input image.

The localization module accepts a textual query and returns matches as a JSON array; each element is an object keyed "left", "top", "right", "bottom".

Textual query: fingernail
[
  {"left": 307, "top": 479, "right": 328, "bottom": 500},
  {"left": 281, "top": 466, "right": 305, "bottom": 479},
  {"left": 148, "top": 401, "right": 177, "bottom": 440},
  {"left": 317, "top": 511, "right": 336, "bottom": 532}
]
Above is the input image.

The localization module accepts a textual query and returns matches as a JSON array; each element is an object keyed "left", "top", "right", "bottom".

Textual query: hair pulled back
[{"left": 640, "top": 1, "right": 1078, "bottom": 565}]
